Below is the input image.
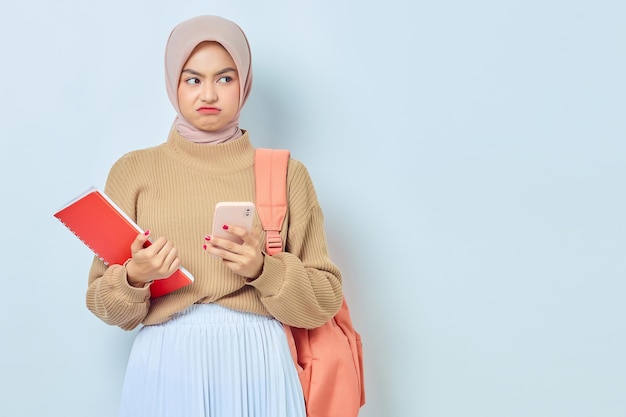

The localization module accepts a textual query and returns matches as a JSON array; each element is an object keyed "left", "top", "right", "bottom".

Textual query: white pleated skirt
[{"left": 119, "top": 303, "right": 305, "bottom": 417}]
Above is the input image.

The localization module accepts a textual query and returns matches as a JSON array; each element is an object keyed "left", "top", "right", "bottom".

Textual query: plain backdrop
[{"left": 1, "top": 1, "right": 625, "bottom": 416}]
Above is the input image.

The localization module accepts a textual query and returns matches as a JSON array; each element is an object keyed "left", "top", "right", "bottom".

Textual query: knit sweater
[{"left": 86, "top": 129, "right": 343, "bottom": 331}]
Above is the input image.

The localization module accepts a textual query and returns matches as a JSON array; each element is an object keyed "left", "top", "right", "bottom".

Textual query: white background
[{"left": 1, "top": 1, "right": 625, "bottom": 416}]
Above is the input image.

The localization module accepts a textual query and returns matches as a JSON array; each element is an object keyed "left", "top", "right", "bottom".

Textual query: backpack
[{"left": 255, "top": 148, "right": 365, "bottom": 417}]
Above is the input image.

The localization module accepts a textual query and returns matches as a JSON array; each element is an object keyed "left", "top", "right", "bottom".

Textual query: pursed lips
[{"left": 197, "top": 106, "right": 220, "bottom": 115}]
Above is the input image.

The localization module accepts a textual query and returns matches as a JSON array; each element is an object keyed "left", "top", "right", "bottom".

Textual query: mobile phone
[{"left": 212, "top": 202, "right": 255, "bottom": 244}]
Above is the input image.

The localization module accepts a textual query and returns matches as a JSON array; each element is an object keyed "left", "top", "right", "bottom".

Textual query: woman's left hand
[{"left": 202, "top": 224, "right": 264, "bottom": 279}]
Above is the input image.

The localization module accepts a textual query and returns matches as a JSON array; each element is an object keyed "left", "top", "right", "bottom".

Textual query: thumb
[{"left": 131, "top": 230, "right": 151, "bottom": 254}]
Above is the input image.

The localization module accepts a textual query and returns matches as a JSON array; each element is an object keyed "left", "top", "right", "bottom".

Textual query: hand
[
  {"left": 126, "top": 231, "right": 182, "bottom": 287},
  {"left": 203, "top": 224, "right": 264, "bottom": 279}
]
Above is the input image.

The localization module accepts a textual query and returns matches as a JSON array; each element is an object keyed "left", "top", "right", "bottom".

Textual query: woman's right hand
[{"left": 125, "top": 231, "right": 182, "bottom": 288}]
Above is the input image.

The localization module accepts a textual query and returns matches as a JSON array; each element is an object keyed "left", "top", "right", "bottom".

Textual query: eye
[
  {"left": 217, "top": 76, "right": 233, "bottom": 84},
  {"left": 184, "top": 77, "right": 201, "bottom": 85}
]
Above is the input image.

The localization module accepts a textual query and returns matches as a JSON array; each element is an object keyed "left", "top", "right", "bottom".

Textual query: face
[{"left": 177, "top": 42, "right": 240, "bottom": 132}]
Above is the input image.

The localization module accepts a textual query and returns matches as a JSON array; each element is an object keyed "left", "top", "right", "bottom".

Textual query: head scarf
[{"left": 165, "top": 15, "right": 253, "bottom": 144}]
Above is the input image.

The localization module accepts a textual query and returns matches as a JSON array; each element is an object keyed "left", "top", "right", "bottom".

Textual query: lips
[{"left": 197, "top": 106, "right": 220, "bottom": 115}]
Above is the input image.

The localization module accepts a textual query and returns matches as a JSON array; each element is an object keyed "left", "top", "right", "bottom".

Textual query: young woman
[{"left": 86, "top": 15, "right": 343, "bottom": 417}]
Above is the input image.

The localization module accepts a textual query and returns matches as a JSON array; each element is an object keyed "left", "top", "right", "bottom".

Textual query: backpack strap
[
  {"left": 255, "top": 148, "right": 366, "bottom": 412},
  {"left": 254, "top": 148, "right": 290, "bottom": 255},
  {"left": 254, "top": 148, "right": 299, "bottom": 366}
]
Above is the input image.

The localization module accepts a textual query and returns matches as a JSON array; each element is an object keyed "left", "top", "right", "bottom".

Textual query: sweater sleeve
[
  {"left": 85, "top": 153, "right": 152, "bottom": 331},
  {"left": 245, "top": 160, "right": 343, "bottom": 329}
]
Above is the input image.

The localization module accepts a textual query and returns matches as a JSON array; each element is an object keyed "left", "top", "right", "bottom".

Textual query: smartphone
[{"left": 212, "top": 202, "right": 255, "bottom": 244}]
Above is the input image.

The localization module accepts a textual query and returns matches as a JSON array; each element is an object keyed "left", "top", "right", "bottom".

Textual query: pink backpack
[{"left": 255, "top": 148, "right": 365, "bottom": 417}]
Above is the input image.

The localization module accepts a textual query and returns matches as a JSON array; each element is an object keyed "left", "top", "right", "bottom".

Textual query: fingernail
[
  {"left": 203, "top": 244, "right": 207, "bottom": 250},
  {"left": 144, "top": 230, "right": 150, "bottom": 236},
  {"left": 204, "top": 235, "right": 211, "bottom": 241},
  {"left": 222, "top": 224, "right": 229, "bottom": 230}
]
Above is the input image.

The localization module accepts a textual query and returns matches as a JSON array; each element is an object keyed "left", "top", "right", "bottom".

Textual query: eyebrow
[{"left": 181, "top": 67, "right": 237, "bottom": 77}]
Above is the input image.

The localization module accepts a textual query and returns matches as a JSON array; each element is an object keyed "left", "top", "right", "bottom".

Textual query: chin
[{"left": 192, "top": 123, "right": 221, "bottom": 132}]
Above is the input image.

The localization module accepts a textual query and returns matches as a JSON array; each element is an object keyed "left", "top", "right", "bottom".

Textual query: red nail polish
[
  {"left": 203, "top": 244, "right": 207, "bottom": 250},
  {"left": 222, "top": 224, "right": 229, "bottom": 230},
  {"left": 204, "top": 235, "right": 211, "bottom": 241},
  {"left": 144, "top": 230, "right": 150, "bottom": 236}
]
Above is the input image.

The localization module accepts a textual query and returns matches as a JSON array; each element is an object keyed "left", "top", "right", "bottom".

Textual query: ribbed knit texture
[{"left": 86, "top": 130, "right": 342, "bottom": 331}]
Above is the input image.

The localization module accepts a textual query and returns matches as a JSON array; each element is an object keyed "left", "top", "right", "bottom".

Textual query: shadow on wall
[
  {"left": 325, "top": 202, "right": 390, "bottom": 417},
  {"left": 240, "top": 67, "right": 306, "bottom": 150}
]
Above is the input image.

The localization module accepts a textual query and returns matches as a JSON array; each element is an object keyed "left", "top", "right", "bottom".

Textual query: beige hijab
[{"left": 165, "top": 15, "right": 253, "bottom": 144}]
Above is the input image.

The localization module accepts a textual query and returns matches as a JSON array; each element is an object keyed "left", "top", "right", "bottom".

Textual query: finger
[
  {"left": 208, "top": 235, "right": 240, "bottom": 254},
  {"left": 221, "top": 224, "right": 250, "bottom": 241},
  {"left": 204, "top": 238, "right": 243, "bottom": 262},
  {"left": 202, "top": 237, "right": 225, "bottom": 257},
  {"left": 214, "top": 238, "right": 255, "bottom": 263},
  {"left": 162, "top": 246, "right": 180, "bottom": 271},
  {"left": 153, "top": 257, "right": 181, "bottom": 279},
  {"left": 224, "top": 225, "right": 261, "bottom": 250},
  {"left": 130, "top": 230, "right": 151, "bottom": 254},
  {"left": 145, "top": 236, "right": 170, "bottom": 257},
  {"left": 148, "top": 245, "right": 180, "bottom": 280}
]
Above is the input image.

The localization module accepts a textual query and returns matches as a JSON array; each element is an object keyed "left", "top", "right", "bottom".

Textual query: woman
[{"left": 86, "top": 15, "right": 343, "bottom": 417}]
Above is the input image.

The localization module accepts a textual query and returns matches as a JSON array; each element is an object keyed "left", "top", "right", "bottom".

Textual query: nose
[{"left": 200, "top": 83, "right": 217, "bottom": 103}]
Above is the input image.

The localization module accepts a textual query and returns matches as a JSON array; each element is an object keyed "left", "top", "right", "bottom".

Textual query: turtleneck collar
[{"left": 164, "top": 128, "right": 255, "bottom": 174}]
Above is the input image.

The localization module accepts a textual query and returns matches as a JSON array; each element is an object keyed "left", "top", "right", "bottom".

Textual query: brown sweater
[{"left": 86, "top": 130, "right": 342, "bottom": 331}]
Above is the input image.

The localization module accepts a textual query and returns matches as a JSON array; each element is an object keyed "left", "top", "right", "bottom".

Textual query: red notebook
[{"left": 54, "top": 186, "right": 194, "bottom": 298}]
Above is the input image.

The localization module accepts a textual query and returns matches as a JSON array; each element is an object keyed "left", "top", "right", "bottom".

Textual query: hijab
[{"left": 165, "top": 15, "right": 253, "bottom": 144}]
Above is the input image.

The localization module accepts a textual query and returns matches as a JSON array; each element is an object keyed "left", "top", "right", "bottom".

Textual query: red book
[{"left": 54, "top": 186, "right": 194, "bottom": 298}]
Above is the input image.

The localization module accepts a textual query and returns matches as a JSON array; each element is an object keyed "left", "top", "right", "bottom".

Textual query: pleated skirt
[{"left": 119, "top": 303, "right": 306, "bottom": 417}]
